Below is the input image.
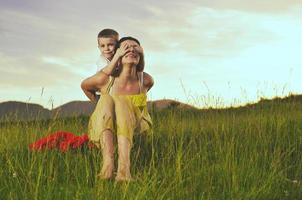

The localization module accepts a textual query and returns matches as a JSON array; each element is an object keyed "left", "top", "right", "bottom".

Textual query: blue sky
[{"left": 1, "top": 0, "right": 302, "bottom": 109}]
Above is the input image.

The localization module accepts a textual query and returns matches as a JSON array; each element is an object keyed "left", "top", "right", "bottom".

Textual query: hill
[
  {"left": 0, "top": 98, "right": 196, "bottom": 121},
  {"left": 1, "top": 94, "right": 301, "bottom": 121},
  {"left": 0, "top": 101, "right": 50, "bottom": 121}
]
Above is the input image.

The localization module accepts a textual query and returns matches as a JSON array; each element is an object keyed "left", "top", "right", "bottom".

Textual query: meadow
[{"left": 1, "top": 96, "right": 302, "bottom": 200}]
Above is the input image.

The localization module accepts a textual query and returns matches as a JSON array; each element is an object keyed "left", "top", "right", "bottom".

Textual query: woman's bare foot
[
  {"left": 115, "top": 163, "right": 133, "bottom": 182},
  {"left": 115, "top": 174, "right": 133, "bottom": 182},
  {"left": 97, "top": 163, "right": 114, "bottom": 180}
]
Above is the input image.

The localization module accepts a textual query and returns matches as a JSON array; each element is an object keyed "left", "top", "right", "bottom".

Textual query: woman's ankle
[{"left": 98, "top": 163, "right": 114, "bottom": 179}]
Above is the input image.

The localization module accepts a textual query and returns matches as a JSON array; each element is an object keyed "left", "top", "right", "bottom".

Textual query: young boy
[
  {"left": 96, "top": 29, "right": 119, "bottom": 72},
  {"left": 81, "top": 29, "right": 145, "bottom": 102},
  {"left": 95, "top": 29, "right": 119, "bottom": 98}
]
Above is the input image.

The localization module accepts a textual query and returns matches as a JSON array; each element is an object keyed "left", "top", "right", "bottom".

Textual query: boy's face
[{"left": 98, "top": 37, "right": 117, "bottom": 60}]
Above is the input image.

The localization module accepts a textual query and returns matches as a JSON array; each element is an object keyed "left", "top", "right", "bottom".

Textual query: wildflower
[{"left": 29, "top": 131, "right": 91, "bottom": 152}]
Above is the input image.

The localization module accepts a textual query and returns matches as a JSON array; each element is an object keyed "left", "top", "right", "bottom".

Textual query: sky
[{"left": 1, "top": 0, "right": 302, "bottom": 109}]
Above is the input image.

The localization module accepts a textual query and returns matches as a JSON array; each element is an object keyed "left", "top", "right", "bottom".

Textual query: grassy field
[{"left": 1, "top": 97, "right": 302, "bottom": 200}]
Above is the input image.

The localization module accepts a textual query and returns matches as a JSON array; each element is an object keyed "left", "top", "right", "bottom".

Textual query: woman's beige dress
[{"left": 88, "top": 72, "right": 153, "bottom": 148}]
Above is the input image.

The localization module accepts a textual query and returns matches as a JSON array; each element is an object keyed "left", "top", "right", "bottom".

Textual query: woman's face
[{"left": 121, "top": 40, "right": 140, "bottom": 65}]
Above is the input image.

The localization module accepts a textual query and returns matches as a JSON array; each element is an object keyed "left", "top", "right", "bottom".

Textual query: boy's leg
[
  {"left": 98, "top": 129, "right": 115, "bottom": 179},
  {"left": 116, "top": 135, "right": 132, "bottom": 181}
]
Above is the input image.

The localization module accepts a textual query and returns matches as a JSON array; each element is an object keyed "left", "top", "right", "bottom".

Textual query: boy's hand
[
  {"left": 135, "top": 46, "right": 144, "bottom": 55},
  {"left": 116, "top": 43, "right": 130, "bottom": 58}
]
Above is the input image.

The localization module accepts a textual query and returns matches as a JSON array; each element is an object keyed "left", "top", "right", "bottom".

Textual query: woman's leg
[
  {"left": 116, "top": 135, "right": 132, "bottom": 181},
  {"left": 98, "top": 129, "right": 114, "bottom": 179},
  {"left": 94, "top": 95, "right": 115, "bottom": 179},
  {"left": 113, "top": 97, "right": 136, "bottom": 181}
]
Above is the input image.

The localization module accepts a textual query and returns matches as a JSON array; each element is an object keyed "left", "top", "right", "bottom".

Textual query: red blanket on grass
[{"left": 29, "top": 131, "right": 93, "bottom": 152}]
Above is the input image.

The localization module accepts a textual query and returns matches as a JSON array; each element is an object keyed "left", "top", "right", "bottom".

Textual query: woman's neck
[{"left": 117, "top": 64, "right": 137, "bottom": 83}]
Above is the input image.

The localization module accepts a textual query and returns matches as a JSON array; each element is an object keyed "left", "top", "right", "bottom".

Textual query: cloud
[
  {"left": 0, "top": 53, "right": 83, "bottom": 88},
  {"left": 126, "top": 6, "right": 284, "bottom": 60},
  {"left": 198, "top": 0, "right": 302, "bottom": 13},
  {"left": 0, "top": 10, "right": 96, "bottom": 58},
  {"left": 2, "top": 0, "right": 298, "bottom": 60},
  {"left": 1, "top": 0, "right": 302, "bottom": 109}
]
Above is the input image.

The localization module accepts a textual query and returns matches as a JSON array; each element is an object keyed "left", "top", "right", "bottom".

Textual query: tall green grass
[{"left": 1, "top": 99, "right": 302, "bottom": 199}]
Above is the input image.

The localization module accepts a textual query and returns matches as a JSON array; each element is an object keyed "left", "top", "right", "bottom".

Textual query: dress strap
[
  {"left": 106, "top": 76, "right": 115, "bottom": 94},
  {"left": 138, "top": 72, "right": 143, "bottom": 93}
]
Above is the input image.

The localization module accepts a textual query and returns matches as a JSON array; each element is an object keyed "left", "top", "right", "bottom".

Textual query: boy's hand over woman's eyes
[
  {"left": 135, "top": 46, "right": 144, "bottom": 55},
  {"left": 116, "top": 43, "right": 131, "bottom": 57}
]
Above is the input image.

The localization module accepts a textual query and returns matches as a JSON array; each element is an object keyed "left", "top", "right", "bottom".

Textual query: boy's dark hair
[{"left": 97, "top": 29, "right": 119, "bottom": 38}]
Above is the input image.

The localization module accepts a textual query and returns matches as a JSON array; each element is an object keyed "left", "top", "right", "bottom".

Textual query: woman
[{"left": 81, "top": 37, "right": 154, "bottom": 181}]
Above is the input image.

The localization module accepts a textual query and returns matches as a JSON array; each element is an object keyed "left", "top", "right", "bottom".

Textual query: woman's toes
[{"left": 97, "top": 164, "right": 114, "bottom": 179}]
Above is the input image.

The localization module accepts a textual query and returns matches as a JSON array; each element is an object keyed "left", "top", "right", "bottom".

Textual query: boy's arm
[
  {"left": 81, "top": 72, "right": 110, "bottom": 102},
  {"left": 101, "top": 43, "right": 131, "bottom": 75},
  {"left": 81, "top": 43, "right": 131, "bottom": 102},
  {"left": 82, "top": 57, "right": 117, "bottom": 102},
  {"left": 81, "top": 85, "right": 98, "bottom": 102},
  {"left": 101, "top": 53, "right": 121, "bottom": 75},
  {"left": 143, "top": 72, "right": 154, "bottom": 91}
]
